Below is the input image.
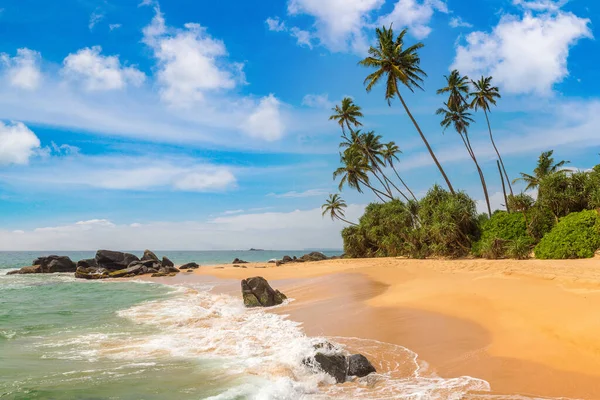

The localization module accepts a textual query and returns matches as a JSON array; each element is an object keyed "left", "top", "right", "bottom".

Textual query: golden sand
[{"left": 154, "top": 257, "right": 600, "bottom": 398}]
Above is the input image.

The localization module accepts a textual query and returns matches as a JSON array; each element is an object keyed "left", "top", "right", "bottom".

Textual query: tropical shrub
[
  {"left": 505, "top": 236, "right": 534, "bottom": 260},
  {"left": 473, "top": 211, "right": 530, "bottom": 258},
  {"left": 527, "top": 205, "right": 555, "bottom": 242},
  {"left": 534, "top": 210, "right": 600, "bottom": 259}
]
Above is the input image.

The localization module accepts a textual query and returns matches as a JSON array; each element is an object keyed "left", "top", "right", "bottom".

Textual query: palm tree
[
  {"left": 382, "top": 141, "right": 417, "bottom": 201},
  {"left": 437, "top": 69, "right": 470, "bottom": 110},
  {"left": 329, "top": 97, "right": 363, "bottom": 138},
  {"left": 359, "top": 25, "right": 455, "bottom": 194},
  {"left": 334, "top": 147, "right": 392, "bottom": 202},
  {"left": 322, "top": 194, "right": 357, "bottom": 225},
  {"left": 514, "top": 150, "right": 570, "bottom": 191},
  {"left": 437, "top": 102, "right": 492, "bottom": 216},
  {"left": 470, "top": 76, "right": 512, "bottom": 195}
]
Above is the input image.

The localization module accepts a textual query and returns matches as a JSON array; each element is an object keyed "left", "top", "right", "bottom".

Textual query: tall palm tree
[
  {"left": 514, "top": 150, "right": 570, "bottom": 191},
  {"left": 329, "top": 97, "right": 363, "bottom": 138},
  {"left": 437, "top": 102, "right": 492, "bottom": 216},
  {"left": 359, "top": 25, "right": 455, "bottom": 194},
  {"left": 470, "top": 76, "right": 511, "bottom": 195},
  {"left": 334, "top": 147, "right": 392, "bottom": 202},
  {"left": 437, "top": 69, "right": 470, "bottom": 110},
  {"left": 382, "top": 141, "right": 417, "bottom": 201},
  {"left": 322, "top": 194, "right": 357, "bottom": 225}
]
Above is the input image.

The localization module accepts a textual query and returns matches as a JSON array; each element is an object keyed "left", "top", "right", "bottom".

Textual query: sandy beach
[{"left": 151, "top": 257, "right": 600, "bottom": 399}]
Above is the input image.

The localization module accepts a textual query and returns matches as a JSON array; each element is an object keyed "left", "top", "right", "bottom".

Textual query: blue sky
[{"left": 0, "top": 0, "right": 597, "bottom": 250}]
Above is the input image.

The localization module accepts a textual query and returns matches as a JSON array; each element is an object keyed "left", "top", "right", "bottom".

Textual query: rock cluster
[
  {"left": 265, "top": 251, "right": 336, "bottom": 267},
  {"left": 8, "top": 255, "right": 76, "bottom": 275},
  {"left": 75, "top": 250, "right": 181, "bottom": 279},
  {"left": 303, "top": 341, "right": 377, "bottom": 383},
  {"left": 241, "top": 276, "right": 287, "bottom": 307},
  {"left": 232, "top": 258, "right": 249, "bottom": 264}
]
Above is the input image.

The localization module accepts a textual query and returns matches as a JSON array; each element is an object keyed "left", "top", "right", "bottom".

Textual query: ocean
[{"left": 1, "top": 251, "right": 553, "bottom": 399}]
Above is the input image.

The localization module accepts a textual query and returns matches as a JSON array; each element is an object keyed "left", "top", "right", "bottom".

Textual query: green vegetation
[
  {"left": 535, "top": 210, "right": 600, "bottom": 259},
  {"left": 321, "top": 24, "right": 600, "bottom": 261}
]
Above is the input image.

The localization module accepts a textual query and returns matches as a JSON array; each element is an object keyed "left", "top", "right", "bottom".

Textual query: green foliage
[
  {"left": 505, "top": 236, "right": 534, "bottom": 260},
  {"left": 473, "top": 211, "right": 530, "bottom": 259},
  {"left": 535, "top": 210, "right": 600, "bottom": 259},
  {"left": 527, "top": 205, "right": 556, "bottom": 242}
]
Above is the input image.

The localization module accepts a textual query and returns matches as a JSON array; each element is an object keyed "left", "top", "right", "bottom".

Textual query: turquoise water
[{"left": 1, "top": 252, "right": 552, "bottom": 399}]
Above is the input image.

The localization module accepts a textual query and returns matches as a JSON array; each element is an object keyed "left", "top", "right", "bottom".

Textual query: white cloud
[
  {"left": 0, "top": 121, "right": 41, "bottom": 165},
  {"left": 241, "top": 94, "right": 285, "bottom": 141},
  {"left": 377, "top": 0, "right": 448, "bottom": 39},
  {"left": 266, "top": 17, "right": 286, "bottom": 32},
  {"left": 62, "top": 46, "right": 145, "bottom": 91},
  {"left": 109, "top": 23, "right": 122, "bottom": 31},
  {"left": 143, "top": 6, "right": 243, "bottom": 105},
  {"left": 89, "top": 11, "right": 104, "bottom": 30},
  {"left": 449, "top": 16, "right": 473, "bottom": 28},
  {"left": 452, "top": 11, "right": 591, "bottom": 95},
  {"left": 513, "top": 0, "right": 567, "bottom": 12},
  {"left": 268, "top": 189, "right": 329, "bottom": 198},
  {"left": 290, "top": 27, "right": 313, "bottom": 48},
  {"left": 476, "top": 191, "right": 507, "bottom": 214},
  {"left": 1, "top": 48, "right": 42, "bottom": 90},
  {"left": 0, "top": 205, "right": 364, "bottom": 250},
  {"left": 302, "top": 93, "right": 334, "bottom": 109},
  {"left": 0, "top": 154, "right": 237, "bottom": 192}
]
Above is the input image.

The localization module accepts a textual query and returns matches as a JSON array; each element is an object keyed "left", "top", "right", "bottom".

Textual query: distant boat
[{"left": 249, "top": 248, "right": 264, "bottom": 251}]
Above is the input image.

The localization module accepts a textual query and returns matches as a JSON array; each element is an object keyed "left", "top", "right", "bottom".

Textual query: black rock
[
  {"left": 109, "top": 262, "right": 147, "bottom": 278},
  {"left": 162, "top": 256, "right": 174, "bottom": 268},
  {"left": 299, "top": 252, "right": 328, "bottom": 262},
  {"left": 241, "top": 277, "right": 287, "bottom": 307},
  {"left": 159, "top": 265, "right": 180, "bottom": 274},
  {"left": 27, "top": 255, "right": 76, "bottom": 273},
  {"left": 95, "top": 250, "right": 139, "bottom": 270},
  {"left": 179, "top": 262, "right": 199, "bottom": 270},
  {"left": 232, "top": 258, "right": 249, "bottom": 264},
  {"left": 347, "top": 354, "right": 376, "bottom": 377},
  {"left": 314, "top": 353, "right": 348, "bottom": 383},
  {"left": 282, "top": 255, "right": 293, "bottom": 263},
  {"left": 77, "top": 258, "right": 98, "bottom": 269},
  {"left": 141, "top": 249, "right": 160, "bottom": 262}
]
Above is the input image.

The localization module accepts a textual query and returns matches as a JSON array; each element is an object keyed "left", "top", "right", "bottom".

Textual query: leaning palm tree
[
  {"left": 437, "top": 102, "right": 492, "bottom": 216},
  {"left": 470, "top": 76, "right": 511, "bottom": 195},
  {"left": 514, "top": 150, "right": 570, "bottom": 191},
  {"left": 437, "top": 69, "right": 470, "bottom": 110},
  {"left": 334, "top": 147, "right": 392, "bottom": 202},
  {"left": 329, "top": 97, "right": 363, "bottom": 138},
  {"left": 382, "top": 141, "right": 417, "bottom": 201},
  {"left": 322, "top": 194, "right": 357, "bottom": 225},
  {"left": 359, "top": 25, "right": 455, "bottom": 194}
]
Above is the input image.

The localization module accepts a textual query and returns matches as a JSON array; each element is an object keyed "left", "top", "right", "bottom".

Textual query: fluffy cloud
[
  {"left": 452, "top": 11, "right": 591, "bottom": 95},
  {"left": 0, "top": 205, "right": 364, "bottom": 251},
  {"left": 513, "top": 0, "right": 567, "bottom": 11},
  {"left": 302, "top": 93, "right": 333, "bottom": 109},
  {"left": 0, "top": 121, "right": 41, "bottom": 165},
  {"left": 1, "top": 48, "right": 42, "bottom": 90},
  {"left": 62, "top": 46, "right": 145, "bottom": 91},
  {"left": 290, "top": 27, "right": 313, "bottom": 48},
  {"left": 266, "top": 17, "right": 286, "bottom": 32},
  {"left": 377, "top": 0, "right": 448, "bottom": 39},
  {"left": 241, "top": 94, "right": 285, "bottom": 141},
  {"left": 449, "top": 16, "right": 473, "bottom": 28},
  {"left": 143, "top": 5, "right": 244, "bottom": 105}
]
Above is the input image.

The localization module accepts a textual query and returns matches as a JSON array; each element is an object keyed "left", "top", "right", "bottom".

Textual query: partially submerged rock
[
  {"left": 95, "top": 250, "right": 139, "bottom": 270},
  {"left": 232, "top": 258, "right": 249, "bottom": 264},
  {"left": 241, "top": 277, "right": 287, "bottom": 307},
  {"left": 179, "top": 262, "right": 199, "bottom": 270},
  {"left": 314, "top": 353, "right": 348, "bottom": 384},
  {"left": 9, "top": 256, "right": 76, "bottom": 275},
  {"left": 7, "top": 265, "right": 41, "bottom": 275},
  {"left": 75, "top": 266, "right": 109, "bottom": 280},
  {"left": 303, "top": 341, "right": 377, "bottom": 383},
  {"left": 347, "top": 354, "right": 376, "bottom": 377}
]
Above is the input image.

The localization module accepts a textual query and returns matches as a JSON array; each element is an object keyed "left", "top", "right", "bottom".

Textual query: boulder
[
  {"left": 29, "top": 255, "right": 76, "bottom": 273},
  {"left": 162, "top": 256, "right": 174, "bottom": 268},
  {"left": 179, "top": 262, "right": 199, "bottom": 270},
  {"left": 77, "top": 258, "right": 98, "bottom": 269},
  {"left": 347, "top": 354, "right": 376, "bottom": 377},
  {"left": 158, "top": 265, "right": 180, "bottom": 274},
  {"left": 232, "top": 258, "right": 249, "bottom": 264},
  {"left": 282, "top": 255, "right": 293, "bottom": 263},
  {"left": 241, "top": 277, "right": 287, "bottom": 307},
  {"left": 109, "top": 263, "right": 147, "bottom": 278},
  {"left": 314, "top": 353, "right": 348, "bottom": 384},
  {"left": 299, "top": 252, "right": 328, "bottom": 262},
  {"left": 141, "top": 249, "right": 160, "bottom": 262},
  {"left": 75, "top": 266, "right": 110, "bottom": 280},
  {"left": 7, "top": 265, "right": 41, "bottom": 275},
  {"left": 95, "top": 250, "right": 139, "bottom": 270}
]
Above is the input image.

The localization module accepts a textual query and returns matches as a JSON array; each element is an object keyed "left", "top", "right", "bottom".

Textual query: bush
[
  {"left": 534, "top": 210, "right": 600, "bottom": 259},
  {"left": 473, "top": 211, "right": 529, "bottom": 258},
  {"left": 527, "top": 205, "right": 555, "bottom": 242},
  {"left": 505, "top": 236, "right": 533, "bottom": 260}
]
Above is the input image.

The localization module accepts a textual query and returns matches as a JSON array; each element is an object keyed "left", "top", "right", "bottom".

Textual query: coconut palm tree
[
  {"left": 469, "top": 76, "right": 511, "bottom": 195},
  {"left": 437, "top": 102, "right": 492, "bottom": 216},
  {"left": 382, "top": 142, "right": 417, "bottom": 201},
  {"left": 334, "top": 147, "right": 392, "bottom": 202},
  {"left": 437, "top": 69, "right": 470, "bottom": 110},
  {"left": 514, "top": 150, "right": 570, "bottom": 191},
  {"left": 322, "top": 194, "right": 357, "bottom": 225},
  {"left": 359, "top": 25, "right": 455, "bottom": 194},
  {"left": 329, "top": 97, "right": 363, "bottom": 138}
]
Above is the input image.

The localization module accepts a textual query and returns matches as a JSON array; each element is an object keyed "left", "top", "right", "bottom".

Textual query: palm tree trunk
[
  {"left": 383, "top": 173, "right": 410, "bottom": 202},
  {"left": 359, "top": 178, "right": 392, "bottom": 202},
  {"left": 395, "top": 87, "right": 455, "bottom": 194},
  {"left": 497, "top": 160, "right": 510, "bottom": 212},
  {"left": 370, "top": 165, "right": 394, "bottom": 198},
  {"left": 461, "top": 133, "right": 492, "bottom": 217},
  {"left": 390, "top": 161, "right": 418, "bottom": 201},
  {"left": 339, "top": 217, "right": 357, "bottom": 226},
  {"left": 484, "top": 109, "right": 512, "bottom": 195}
]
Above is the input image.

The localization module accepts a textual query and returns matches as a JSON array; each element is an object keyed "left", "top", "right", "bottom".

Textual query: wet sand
[{"left": 152, "top": 257, "right": 600, "bottom": 399}]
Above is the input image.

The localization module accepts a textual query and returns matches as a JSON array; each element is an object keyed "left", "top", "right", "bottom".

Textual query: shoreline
[{"left": 145, "top": 257, "right": 600, "bottom": 399}]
